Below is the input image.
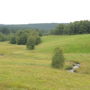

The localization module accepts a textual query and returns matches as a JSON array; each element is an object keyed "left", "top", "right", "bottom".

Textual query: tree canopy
[{"left": 50, "top": 20, "right": 90, "bottom": 35}]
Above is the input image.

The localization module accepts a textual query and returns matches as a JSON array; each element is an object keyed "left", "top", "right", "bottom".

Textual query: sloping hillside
[
  {"left": 36, "top": 34, "right": 90, "bottom": 53},
  {"left": 0, "top": 34, "right": 90, "bottom": 90}
]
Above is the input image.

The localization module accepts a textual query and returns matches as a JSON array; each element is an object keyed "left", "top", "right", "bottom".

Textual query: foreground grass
[{"left": 0, "top": 34, "right": 90, "bottom": 90}]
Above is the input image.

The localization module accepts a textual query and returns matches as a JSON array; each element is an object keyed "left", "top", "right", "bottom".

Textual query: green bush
[
  {"left": 16, "top": 30, "right": 28, "bottom": 45},
  {"left": 26, "top": 36, "right": 35, "bottom": 50},
  {"left": 35, "top": 36, "right": 41, "bottom": 45},
  {"left": 9, "top": 34, "right": 16, "bottom": 44},
  {"left": 52, "top": 47, "right": 65, "bottom": 69}
]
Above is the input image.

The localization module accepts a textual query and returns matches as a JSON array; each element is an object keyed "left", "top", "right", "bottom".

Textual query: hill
[
  {"left": 0, "top": 23, "right": 59, "bottom": 30},
  {"left": 36, "top": 34, "right": 90, "bottom": 53},
  {"left": 0, "top": 34, "right": 90, "bottom": 90}
]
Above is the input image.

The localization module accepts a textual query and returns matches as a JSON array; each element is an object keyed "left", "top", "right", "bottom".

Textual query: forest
[{"left": 50, "top": 20, "right": 90, "bottom": 35}]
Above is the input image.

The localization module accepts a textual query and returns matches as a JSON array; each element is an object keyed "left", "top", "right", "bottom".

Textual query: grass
[
  {"left": 0, "top": 34, "right": 90, "bottom": 90},
  {"left": 36, "top": 34, "right": 90, "bottom": 53}
]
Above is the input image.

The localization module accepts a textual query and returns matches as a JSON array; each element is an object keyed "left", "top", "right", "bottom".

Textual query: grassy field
[{"left": 0, "top": 34, "right": 90, "bottom": 90}]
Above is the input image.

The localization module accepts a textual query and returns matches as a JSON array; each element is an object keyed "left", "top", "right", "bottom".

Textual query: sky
[{"left": 0, "top": 0, "right": 90, "bottom": 24}]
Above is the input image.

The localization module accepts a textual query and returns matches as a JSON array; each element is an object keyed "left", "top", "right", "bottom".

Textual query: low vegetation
[{"left": 0, "top": 34, "right": 90, "bottom": 89}]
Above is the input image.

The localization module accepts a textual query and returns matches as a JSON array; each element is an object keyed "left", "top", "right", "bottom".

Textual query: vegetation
[
  {"left": 0, "top": 20, "right": 90, "bottom": 89},
  {"left": 0, "top": 23, "right": 58, "bottom": 31},
  {"left": 16, "top": 30, "right": 28, "bottom": 45},
  {"left": 26, "top": 31, "right": 41, "bottom": 50},
  {"left": 0, "top": 32, "right": 6, "bottom": 41},
  {"left": 0, "top": 20, "right": 90, "bottom": 36},
  {"left": 52, "top": 48, "right": 64, "bottom": 69},
  {"left": 0, "top": 27, "right": 10, "bottom": 34},
  {"left": 9, "top": 34, "right": 16, "bottom": 44},
  {"left": 35, "top": 36, "right": 41, "bottom": 45},
  {"left": 0, "top": 32, "right": 8, "bottom": 41},
  {"left": 26, "top": 35, "right": 35, "bottom": 50},
  {"left": 50, "top": 20, "right": 90, "bottom": 35},
  {"left": 0, "top": 34, "right": 90, "bottom": 90},
  {"left": 6, "top": 30, "right": 41, "bottom": 50}
]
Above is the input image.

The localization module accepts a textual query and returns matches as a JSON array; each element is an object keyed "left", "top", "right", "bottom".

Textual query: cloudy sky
[{"left": 0, "top": 0, "right": 90, "bottom": 24}]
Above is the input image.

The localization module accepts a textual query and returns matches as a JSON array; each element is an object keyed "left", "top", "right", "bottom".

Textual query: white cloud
[{"left": 0, "top": 0, "right": 90, "bottom": 24}]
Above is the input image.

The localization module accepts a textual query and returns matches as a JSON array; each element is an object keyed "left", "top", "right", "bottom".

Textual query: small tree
[
  {"left": 9, "top": 34, "right": 16, "bottom": 44},
  {"left": 16, "top": 30, "right": 28, "bottom": 45},
  {"left": 26, "top": 36, "right": 35, "bottom": 50},
  {"left": 35, "top": 36, "right": 41, "bottom": 45},
  {"left": 52, "top": 47, "right": 65, "bottom": 69}
]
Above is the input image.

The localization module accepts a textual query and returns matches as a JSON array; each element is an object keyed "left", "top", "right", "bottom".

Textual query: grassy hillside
[
  {"left": 36, "top": 34, "right": 90, "bottom": 53},
  {"left": 0, "top": 34, "right": 90, "bottom": 90}
]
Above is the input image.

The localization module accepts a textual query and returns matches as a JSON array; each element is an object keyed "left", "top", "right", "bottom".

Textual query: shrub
[
  {"left": 16, "top": 30, "right": 28, "bottom": 45},
  {"left": 9, "top": 34, "right": 16, "bottom": 44},
  {"left": 52, "top": 47, "right": 65, "bottom": 69},
  {"left": 35, "top": 36, "right": 41, "bottom": 45},
  {"left": 26, "top": 36, "right": 35, "bottom": 50}
]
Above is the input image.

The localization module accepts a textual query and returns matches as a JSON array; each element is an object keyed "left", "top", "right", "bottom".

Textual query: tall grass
[{"left": 0, "top": 34, "right": 90, "bottom": 90}]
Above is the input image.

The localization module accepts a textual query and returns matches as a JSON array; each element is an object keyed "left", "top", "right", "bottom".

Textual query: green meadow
[{"left": 0, "top": 34, "right": 90, "bottom": 90}]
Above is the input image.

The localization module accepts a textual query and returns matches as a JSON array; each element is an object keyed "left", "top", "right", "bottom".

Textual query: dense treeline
[
  {"left": 0, "top": 25, "right": 47, "bottom": 36},
  {"left": 1, "top": 20, "right": 90, "bottom": 36},
  {"left": 0, "top": 23, "right": 58, "bottom": 31},
  {"left": 0, "top": 23, "right": 58, "bottom": 35},
  {"left": 0, "top": 26, "right": 11, "bottom": 41},
  {"left": 50, "top": 20, "right": 90, "bottom": 35}
]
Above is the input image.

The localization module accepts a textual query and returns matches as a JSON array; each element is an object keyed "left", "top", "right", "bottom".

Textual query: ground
[{"left": 0, "top": 34, "right": 90, "bottom": 90}]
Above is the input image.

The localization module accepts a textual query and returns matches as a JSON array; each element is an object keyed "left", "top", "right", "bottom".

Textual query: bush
[
  {"left": 26, "top": 36, "right": 35, "bottom": 50},
  {"left": 35, "top": 36, "right": 41, "bottom": 45},
  {"left": 52, "top": 47, "right": 65, "bottom": 69},
  {"left": 9, "top": 34, "right": 16, "bottom": 44},
  {"left": 16, "top": 30, "right": 28, "bottom": 45}
]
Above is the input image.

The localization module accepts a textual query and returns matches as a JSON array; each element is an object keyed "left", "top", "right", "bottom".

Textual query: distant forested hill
[{"left": 0, "top": 23, "right": 59, "bottom": 31}]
